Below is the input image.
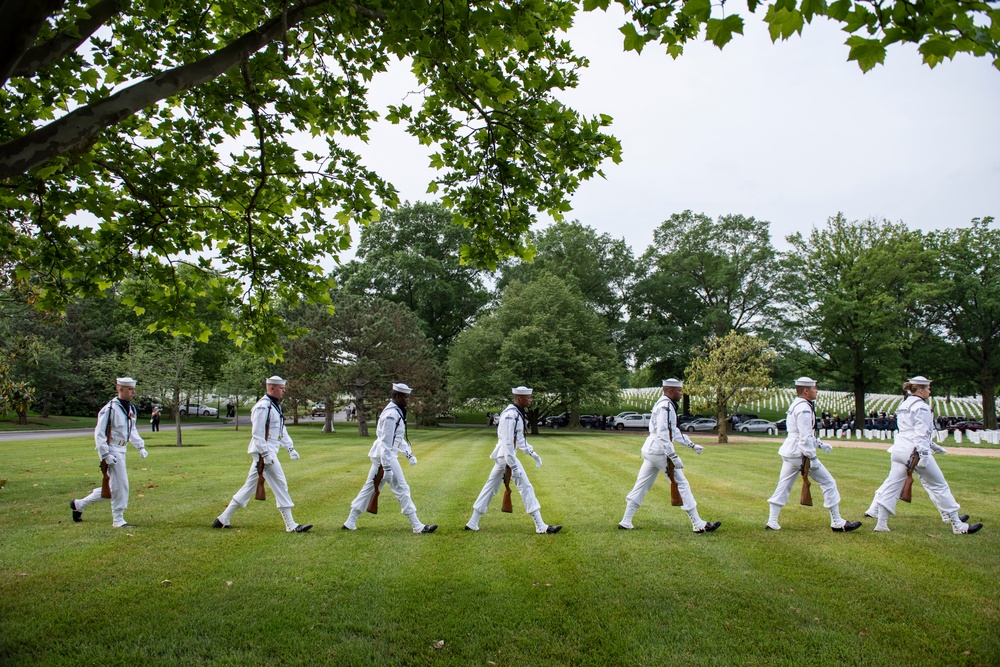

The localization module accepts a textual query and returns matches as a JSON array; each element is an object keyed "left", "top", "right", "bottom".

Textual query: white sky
[{"left": 336, "top": 7, "right": 1000, "bottom": 257}]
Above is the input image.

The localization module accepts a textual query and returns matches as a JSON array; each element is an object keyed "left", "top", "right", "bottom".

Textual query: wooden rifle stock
[
  {"left": 667, "top": 458, "right": 682, "bottom": 506},
  {"left": 800, "top": 456, "right": 813, "bottom": 506},
  {"left": 255, "top": 455, "right": 266, "bottom": 501},
  {"left": 101, "top": 407, "right": 113, "bottom": 498},
  {"left": 501, "top": 465, "right": 513, "bottom": 513},
  {"left": 367, "top": 465, "right": 384, "bottom": 514},
  {"left": 900, "top": 448, "right": 919, "bottom": 503},
  {"left": 100, "top": 459, "right": 112, "bottom": 498}
]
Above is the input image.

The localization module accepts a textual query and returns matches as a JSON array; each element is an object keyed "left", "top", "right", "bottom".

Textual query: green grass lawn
[{"left": 1, "top": 427, "right": 997, "bottom": 666}]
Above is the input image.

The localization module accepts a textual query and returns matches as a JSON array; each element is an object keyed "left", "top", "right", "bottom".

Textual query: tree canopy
[{"left": 2, "top": 0, "right": 997, "bottom": 354}]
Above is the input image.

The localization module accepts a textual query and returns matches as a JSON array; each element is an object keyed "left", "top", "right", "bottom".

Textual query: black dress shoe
[
  {"left": 70, "top": 500, "right": 82, "bottom": 523},
  {"left": 293, "top": 524, "right": 313, "bottom": 533},
  {"left": 420, "top": 524, "right": 438, "bottom": 533},
  {"left": 959, "top": 514, "right": 970, "bottom": 523},
  {"left": 966, "top": 522, "right": 983, "bottom": 534},
  {"left": 695, "top": 521, "right": 721, "bottom": 533},
  {"left": 212, "top": 518, "right": 231, "bottom": 529},
  {"left": 832, "top": 520, "right": 862, "bottom": 532},
  {"left": 116, "top": 523, "right": 136, "bottom": 529},
  {"left": 545, "top": 525, "right": 562, "bottom": 534}
]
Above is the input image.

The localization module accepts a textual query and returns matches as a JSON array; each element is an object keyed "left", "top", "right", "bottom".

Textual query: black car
[
  {"left": 579, "top": 415, "right": 599, "bottom": 429},
  {"left": 545, "top": 412, "right": 571, "bottom": 428},
  {"left": 775, "top": 419, "right": 787, "bottom": 433}
]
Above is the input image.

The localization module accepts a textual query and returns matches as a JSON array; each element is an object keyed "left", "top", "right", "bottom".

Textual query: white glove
[
  {"left": 289, "top": 450, "right": 300, "bottom": 461},
  {"left": 668, "top": 454, "right": 683, "bottom": 469},
  {"left": 381, "top": 467, "right": 395, "bottom": 485},
  {"left": 139, "top": 448, "right": 149, "bottom": 459},
  {"left": 103, "top": 454, "right": 118, "bottom": 465},
  {"left": 262, "top": 454, "right": 276, "bottom": 466},
  {"left": 531, "top": 453, "right": 543, "bottom": 468},
  {"left": 407, "top": 455, "right": 418, "bottom": 466},
  {"left": 98, "top": 445, "right": 110, "bottom": 459},
  {"left": 818, "top": 441, "right": 833, "bottom": 454},
  {"left": 917, "top": 455, "right": 929, "bottom": 469},
  {"left": 930, "top": 443, "right": 947, "bottom": 455},
  {"left": 692, "top": 444, "right": 704, "bottom": 455}
]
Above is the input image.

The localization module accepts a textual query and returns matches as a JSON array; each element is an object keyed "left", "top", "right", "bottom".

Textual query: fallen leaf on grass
[
  {"left": 147, "top": 485, "right": 157, "bottom": 489},
  {"left": 226, "top": 581, "right": 233, "bottom": 586},
  {"left": 126, "top": 533, "right": 134, "bottom": 537},
  {"left": 18, "top": 573, "right": 29, "bottom": 577},
  {"left": 860, "top": 631, "right": 867, "bottom": 637},
  {"left": 45, "top": 460, "right": 51, "bottom": 463},
  {"left": 161, "top": 580, "right": 171, "bottom": 585},
  {"left": 432, "top": 640, "right": 445, "bottom": 650},
  {"left": 487, "top": 662, "right": 496, "bottom": 665},
  {"left": 964, "top": 651, "right": 971, "bottom": 655},
  {"left": 926, "top": 534, "right": 940, "bottom": 538},
  {"left": 32, "top": 509, "right": 42, "bottom": 514}
]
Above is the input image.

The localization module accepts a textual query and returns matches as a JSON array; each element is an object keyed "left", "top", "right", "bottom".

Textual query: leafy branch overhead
[
  {"left": 1, "top": 0, "right": 995, "bottom": 353},
  {"left": 594, "top": 0, "right": 1000, "bottom": 72}
]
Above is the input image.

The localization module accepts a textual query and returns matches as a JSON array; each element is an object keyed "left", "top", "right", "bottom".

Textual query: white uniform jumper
[
  {"left": 343, "top": 401, "right": 430, "bottom": 533},
  {"left": 217, "top": 395, "right": 305, "bottom": 531},
  {"left": 466, "top": 403, "right": 553, "bottom": 533},
  {"left": 620, "top": 395, "right": 708, "bottom": 531},
  {"left": 871, "top": 395, "right": 975, "bottom": 534},
  {"left": 73, "top": 398, "right": 147, "bottom": 527},
  {"left": 767, "top": 397, "right": 849, "bottom": 529}
]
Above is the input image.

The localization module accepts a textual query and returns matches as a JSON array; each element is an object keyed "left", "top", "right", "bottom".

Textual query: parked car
[
  {"left": 311, "top": 402, "right": 326, "bottom": 417},
  {"left": 546, "top": 412, "right": 571, "bottom": 428},
  {"left": 947, "top": 420, "right": 983, "bottom": 434},
  {"left": 775, "top": 419, "right": 787, "bottom": 433},
  {"left": 611, "top": 411, "right": 640, "bottom": 426},
  {"left": 736, "top": 418, "right": 779, "bottom": 435},
  {"left": 678, "top": 414, "right": 698, "bottom": 426},
  {"left": 178, "top": 404, "right": 218, "bottom": 417},
  {"left": 614, "top": 413, "right": 652, "bottom": 430},
  {"left": 134, "top": 396, "right": 164, "bottom": 415},
  {"left": 579, "top": 415, "right": 599, "bottom": 429},
  {"left": 682, "top": 417, "right": 718, "bottom": 432}
]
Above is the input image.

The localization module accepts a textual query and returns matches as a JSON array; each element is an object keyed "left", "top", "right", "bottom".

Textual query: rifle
[
  {"left": 366, "top": 465, "right": 384, "bottom": 514},
  {"left": 900, "top": 448, "right": 919, "bottom": 503},
  {"left": 501, "top": 465, "right": 514, "bottom": 513},
  {"left": 255, "top": 455, "right": 267, "bottom": 501},
  {"left": 101, "top": 407, "right": 113, "bottom": 498},
  {"left": 666, "top": 458, "right": 682, "bottom": 506},
  {"left": 800, "top": 456, "right": 813, "bottom": 506}
]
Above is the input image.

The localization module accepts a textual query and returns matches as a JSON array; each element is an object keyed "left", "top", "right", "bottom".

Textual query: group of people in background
[{"left": 70, "top": 374, "right": 983, "bottom": 538}]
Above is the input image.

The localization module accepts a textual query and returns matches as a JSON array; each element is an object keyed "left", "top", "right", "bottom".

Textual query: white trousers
[
  {"left": 472, "top": 458, "right": 540, "bottom": 515},
  {"left": 873, "top": 450, "right": 960, "bottom": 517},
  {"left": 767, "top": 456, "right": 841, "bottom": 509},
  {"left": 76, "top": 454, "right": 130, "bottom": 526},
  {"left": 625, "top": 453, "right": 697, "bottom": 512},
  {"left": 349, "top": 458, "right": 417, "bottom": 516},
  {"left": 231, "top": 454, "right": 294, "bottom": 509}
]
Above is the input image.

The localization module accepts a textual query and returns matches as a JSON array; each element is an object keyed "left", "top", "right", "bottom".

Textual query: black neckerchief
[
  {"left": 805, "top": 398, "right": 817, "bottom": 429},
  {"left": 265, "top": 395, "right": 284, "bottom": 439},
  {"left": 511, "top": 403, "right": 528, "bottom": 439},
  {"left": 390, "top": 400, "right": 408, "bottom": 442},
  {"left": 112, "top": 397, "right": 134, "bottom": 442}
]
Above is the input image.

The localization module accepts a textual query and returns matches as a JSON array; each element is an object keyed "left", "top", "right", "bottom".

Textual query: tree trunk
[
  {"left": 853, "top": 376, "right": 866, "bottom": 434},
  {"left": 682, "top": 393, "right": 690, "bottom": 417},
  {"left": 716, "top": 393, "right": 728, "bottom": 443},
  {"left": 322, "top": 395, "right": 334, "bottom": 434},
  {"left": 234, "top": 401, "right": 239, "bottom": 431},
  {"left": 355, "top": 387, "right": 368, "bottom": 438},
  {"left": 980, "top": 377, "right": 997, "bottom": 430},
  {"left": 41, "top": 397, "right": 51, "bottom": 419},
  {"left": 529, "top": 407, "right": 540, "bottom": 436},
  {"left": 174, "top": 386, "right": 183, "bottom": 447},
  {"left": 17, "top": 409, "right": 27, "bottom": 425}
]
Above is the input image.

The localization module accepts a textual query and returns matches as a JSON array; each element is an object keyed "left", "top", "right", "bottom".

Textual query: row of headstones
[{"left": 818, "top": 428, "right": 1000, "bottom": 446}]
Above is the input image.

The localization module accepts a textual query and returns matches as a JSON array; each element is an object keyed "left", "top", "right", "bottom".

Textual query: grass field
[{"left": 1, "top": 426, "right": 997, "bottom": 666}]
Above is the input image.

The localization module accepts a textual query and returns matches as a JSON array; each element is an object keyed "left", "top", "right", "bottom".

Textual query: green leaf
[
  {"left": 682, "top": 0, "right": 713, "bottom": 23},
  {"left": 800, "top": 0, "right": 828, "bottom": 23},
  {"left": 620, "top": 23, "right": 644, "bottom": 52},
  {"left": 706, "top": 15, "right": 745, "bottom": 48},
  {"left": 846, "top": 36, "right": 887, "bottom": 72},
  {"left": 766, "top": 7, "right": 805, "bottom": 41},
  {"left": 919, "top": 37, "right": 957, "bottom": 68}
]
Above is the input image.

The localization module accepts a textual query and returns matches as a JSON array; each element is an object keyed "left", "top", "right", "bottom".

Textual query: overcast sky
[{"left": 337, "top": 8, "right": 1000, "bottom": 257}]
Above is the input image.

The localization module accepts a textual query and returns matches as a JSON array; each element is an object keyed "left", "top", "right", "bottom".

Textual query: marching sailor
[
  {"left": 765, "top": 377, "right": 862, "bottom": 532},
  {"left": 869, "top": 376, "right": 982, "bottom": 534},
  {"left": 213, "top": 376, "right": 311, "bottom": 533},
  {"left": 342, "top": 383, "right": 437, "bottom": 533},
  {"left": 619, "top": 378, "right": 720, "bottom": 533},
  {"left": 465, "top": 386, "right": 562, "bottom": 534},
  {"left": 70, "top": 377, "right": 149, "bottom": 527}
]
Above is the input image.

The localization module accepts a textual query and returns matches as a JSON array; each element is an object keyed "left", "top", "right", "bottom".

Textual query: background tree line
[{"left": 1, "top": 203, "right": 997, "bottom": 431}]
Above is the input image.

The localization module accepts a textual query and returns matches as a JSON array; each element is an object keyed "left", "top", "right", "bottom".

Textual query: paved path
[{"left": 0, "top": 418, "right": 246, "bottom": 442}]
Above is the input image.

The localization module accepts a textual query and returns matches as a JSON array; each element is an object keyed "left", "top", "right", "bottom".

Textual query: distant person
[
  {"left": 212, "top": 376, "right": 311, "bottom": 533},
  {"left": 465, "top": 387, "right": 561, "bottom": 534},
  {"left": 342, "top": 383, "right": 437, "bottom": 534},
  {"left": 765, "top": 377, "right": 862, "bottom": 533},
  {"left": 618, "top": 379, "right": 719, "bottom": 533},
  {"left": 867, "top": 376, "right": 982, "bottom": 535},
  {"left": 70, "top": 377, "right": 149, "bottom": 527},
  {"left": 150, "top": 405, "right": 161, "bottom": 432}
]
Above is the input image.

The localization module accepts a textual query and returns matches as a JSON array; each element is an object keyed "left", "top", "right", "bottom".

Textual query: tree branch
[{"left": 0, "top": 0, "right": 66, "bottom": 86}]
